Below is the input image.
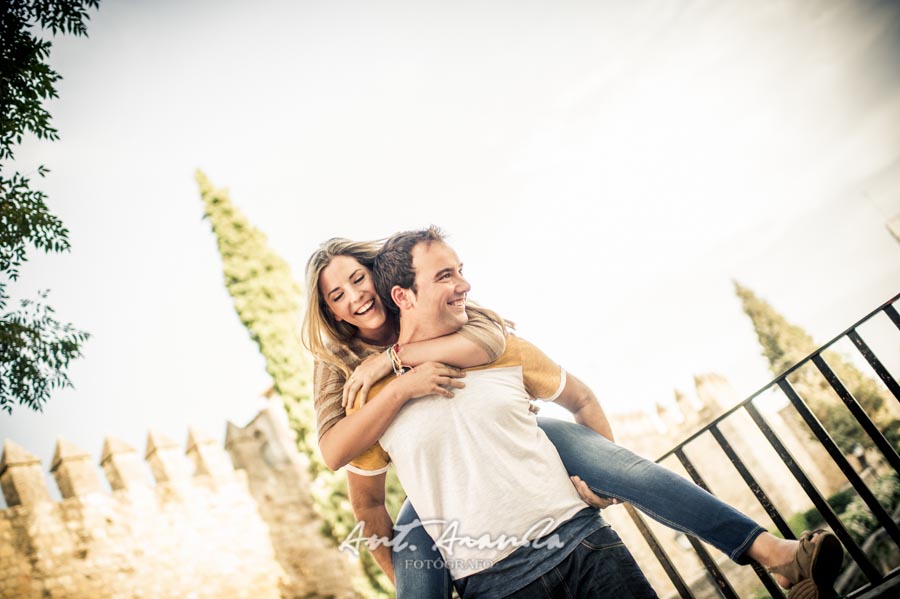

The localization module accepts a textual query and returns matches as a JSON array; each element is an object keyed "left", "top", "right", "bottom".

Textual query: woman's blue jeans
[{"left": 392, "top": 417, "right": 765, "bottom": 599}]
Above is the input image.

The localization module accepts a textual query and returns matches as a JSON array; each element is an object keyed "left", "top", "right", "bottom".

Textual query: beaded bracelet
[{"left": 388, "top": 343, "right": 406, "bottom": 376}]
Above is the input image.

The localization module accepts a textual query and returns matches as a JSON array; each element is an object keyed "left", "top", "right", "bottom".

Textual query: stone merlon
[
  {"left": 51, "top": 437, "right": 102, "bottom": 498},
  {"left": 186, "top": 426, "right": 235, "bottom": 481},
  {"left": 101, "top": 436, "right": 150, "bottom": 490},
  {"left": 146, "top": 430, "right": 193, "bottom": 483},
  {"left": 1, "top": 439, "right": 52, "bottom": 507}
]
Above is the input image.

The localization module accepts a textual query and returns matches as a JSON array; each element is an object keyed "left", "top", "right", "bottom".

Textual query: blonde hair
[
  {"left": 301, "top": 237, "right": 387, "bottom": 376},
  {"left": 466, "top": 302, "right": 515, "bottom": 336}
]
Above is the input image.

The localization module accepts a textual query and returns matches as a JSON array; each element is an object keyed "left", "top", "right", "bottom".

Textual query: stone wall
[{"left": 0, "top": 399, "right": 359, "bottom": 599}]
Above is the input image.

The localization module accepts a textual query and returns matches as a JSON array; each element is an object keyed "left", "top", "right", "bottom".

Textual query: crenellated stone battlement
[
  {"left": 1, "top": 428, "right": 242, "bottom": 511},
  {"left": 0, "top": 398, "right": 359, "bottom": 599}
]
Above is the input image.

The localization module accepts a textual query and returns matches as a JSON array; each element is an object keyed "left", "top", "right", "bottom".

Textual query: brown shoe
[
  {"left": 768, "top": 530, "right": 843, "bottom": 597},
  {"left": 786, "top": 579, "right": 819, "bottom": 599}
]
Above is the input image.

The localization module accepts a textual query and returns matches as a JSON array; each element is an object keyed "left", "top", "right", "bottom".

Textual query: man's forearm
[
  {"left": 572, "top": 399, "right": 614, "bottom": 442},
  {"left": 556, "top": 373, "right": 615, "bottom": 442},
  {"left": 355, "top": 505, "right": 397, "bottom": 583}
]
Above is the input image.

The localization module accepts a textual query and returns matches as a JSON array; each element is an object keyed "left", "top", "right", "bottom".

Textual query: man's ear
[{"left": 391, "top": 286, "right": 414, "bottom": 311}]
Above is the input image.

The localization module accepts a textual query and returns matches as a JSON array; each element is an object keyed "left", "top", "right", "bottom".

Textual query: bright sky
[{"left": 3, "top": 0, "right": 900, "bottom": 500}]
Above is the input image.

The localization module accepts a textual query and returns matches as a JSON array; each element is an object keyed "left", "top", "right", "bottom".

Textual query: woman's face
[{"left": 319, "top": 255, "right": 389, "bottom": 339}]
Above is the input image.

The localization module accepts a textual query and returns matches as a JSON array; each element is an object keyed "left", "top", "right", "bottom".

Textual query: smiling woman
[{"left": 320, "top": 254, "right": 392, "bottom": 346}]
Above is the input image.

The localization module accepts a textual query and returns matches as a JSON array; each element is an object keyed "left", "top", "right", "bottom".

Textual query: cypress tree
[
  {"left": 194, "top": 170, "right": 316, "bottom": 456},
  {"left": 195, "top": 171, "right": 396, "bottom": 597},
  {"left": 734, "top": 282, "right": 898, "bottom": 452}
]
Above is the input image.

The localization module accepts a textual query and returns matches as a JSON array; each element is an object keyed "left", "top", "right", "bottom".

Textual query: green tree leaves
[
  {"left": 0, "top": 0, "right": 96, "bottom": 414},
  {"left": 0, "top": 290, "right": 88, "bottom": 413}
]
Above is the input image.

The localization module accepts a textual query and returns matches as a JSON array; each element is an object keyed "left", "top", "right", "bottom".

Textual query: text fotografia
[
  {"left": 339, "top": 518, "right": 566, "bottom": 557},
  {"left": 404, "top": 558, "right": 494, "bottom": 571}
]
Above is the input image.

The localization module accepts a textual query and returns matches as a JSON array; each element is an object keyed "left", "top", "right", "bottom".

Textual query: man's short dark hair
[{"left": 374, "top": 226, "right": 446, "bottom": 315}]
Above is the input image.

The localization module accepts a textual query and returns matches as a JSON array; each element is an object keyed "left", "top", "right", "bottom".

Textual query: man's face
[{"left": 407, "top": 241, "right": 470, "bottom": 337}]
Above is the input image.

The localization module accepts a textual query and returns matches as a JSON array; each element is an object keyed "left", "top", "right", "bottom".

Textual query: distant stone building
[
  {"left": 0, "top": 398, "right": 360, "bottom": 599},
  {"left": 603, "top": 373, "right": 850, "bottom": 599}
]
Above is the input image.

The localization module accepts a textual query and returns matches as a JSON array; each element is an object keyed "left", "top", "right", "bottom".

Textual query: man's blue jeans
[
  {"left": 505, "top": 526, "right": 658, "bottom": 598},
  {"left": 393, "top": 417, "right": 765, "bottom": 598}
]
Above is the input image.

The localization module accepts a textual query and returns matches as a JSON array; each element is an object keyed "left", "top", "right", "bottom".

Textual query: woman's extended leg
[
  {"left": 393, "top": 499, "right": 453, "bottom": 599},
  {"left": 537, "top": 417, "right": 766, "bottom": 563}
]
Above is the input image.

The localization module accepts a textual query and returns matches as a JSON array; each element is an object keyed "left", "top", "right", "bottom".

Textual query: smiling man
[{"left": 345, "top": 227, "right": 656, "bottom": 599}]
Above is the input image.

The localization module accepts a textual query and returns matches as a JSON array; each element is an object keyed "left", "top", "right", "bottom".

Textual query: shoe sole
[{"left": 810, "top": 532, "right": 843, "bottom": 593}]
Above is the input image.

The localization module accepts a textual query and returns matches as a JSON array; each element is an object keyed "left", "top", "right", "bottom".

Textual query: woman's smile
[{"left": 319, "top": 255, "right": 391, "bottom": 340}]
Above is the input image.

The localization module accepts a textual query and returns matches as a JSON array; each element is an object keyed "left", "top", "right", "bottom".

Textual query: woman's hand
[
  {"left": 343, "top": 351, "right": 394, "bottom": 409},
  {"left": 388, "top": 362, "right": 466, "bottom": 403},
  {"left": 570, "top": 476, "right": 619, "bottom": 510}
]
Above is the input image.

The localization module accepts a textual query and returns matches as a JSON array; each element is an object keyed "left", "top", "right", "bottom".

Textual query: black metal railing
[{"left": 626, "top": 293, "right": 900, "bottom": 599}]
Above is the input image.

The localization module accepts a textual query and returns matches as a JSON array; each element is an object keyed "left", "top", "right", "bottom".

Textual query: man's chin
[{"left": 437, "top": 313, "right": 469, "bottom": 336}]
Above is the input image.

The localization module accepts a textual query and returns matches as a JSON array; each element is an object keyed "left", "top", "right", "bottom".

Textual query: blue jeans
[
  {"left": 394, "top": 499, "right": 455, "bottom": 598},
  {"left": 393, "top": 417, "right": 765, "bottom": 598},
  {"left": 505, "top": 526, "right": 658, "bottom": 598}
]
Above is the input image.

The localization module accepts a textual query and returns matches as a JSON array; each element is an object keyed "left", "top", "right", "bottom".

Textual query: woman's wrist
[
  {"left": 376, "top": 348, "right": 393, "bottom": 379},
  {"left": 354, "top": 350, "right": 392, "bottom": 382},
  {"left": 384, "top": 346, "right": 397, "bottom": 377}
]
